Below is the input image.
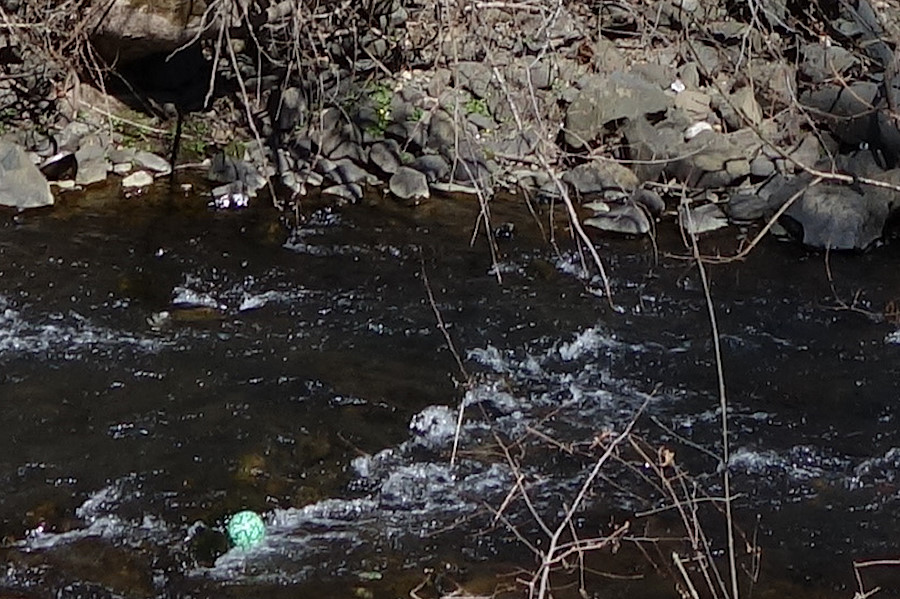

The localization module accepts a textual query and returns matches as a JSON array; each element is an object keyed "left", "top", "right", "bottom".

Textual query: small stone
[
  {"left": 274, "top": 86, "right": 307, "bottom": 131},
  {"left": 52, "top": 180, "right": 77, "bottom": 190},
  {"left": 108, "top": 147, "right": 136, "bottom": 163},
  {"left": 750, "top": 155, "right": 776, "bottom": 177},
  {"left": 529, "top": 60, "right": 553, "bottom": 90},
  {"left": 725, "top": 192, "right": 772, "bottom": 221},
  {"left": 583, "top": 200, "right": 610, "bottom": 213},
  {"left": 113, "top": 163, "right": 132, "bottom": 175},
  {"left": 467, "top": 113, "right": 496, "bottom": 130},
  {"left": 788, "top": 133, "right": 822, "bottom": 172},
  {"left": 121, "top": 170, "right": 154, "bottom": 188},
  {"left": 684, "top": 121, "right": 714, "bottom": 140},
  {"left": 679, "top": 62, "right": 701, "bottom": 89},
  {"left": 674, "top": 90, "right": 711, "bottom": 121}
]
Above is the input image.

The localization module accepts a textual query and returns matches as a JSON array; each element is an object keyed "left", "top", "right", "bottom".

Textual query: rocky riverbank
[{"left": 2, "top": 0, "right": 900, "bottom": 251}]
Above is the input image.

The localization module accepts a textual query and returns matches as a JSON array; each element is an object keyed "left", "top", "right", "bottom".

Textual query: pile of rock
[{"left": 3, "top": 0, "right": 900, "bottom": 250}]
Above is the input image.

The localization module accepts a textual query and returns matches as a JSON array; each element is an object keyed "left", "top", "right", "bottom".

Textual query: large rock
[
  {"left": 369, "top": 140, "right": 402, "bottom": 175},
  {"left": 0, "top": 141, "right": 54, "bottom": 209},
  {"left": 564, "top": 70, "right": 672, "bottom": 148},
  {"left": 584, "top": 203, "right": 651, "bottom": 235},
  {"left": 74, "top": 136, "right": 110, "bottom": 186},
  {"left": 562, "top": 161, "right": 639, "bottom": 196},
  {"left": 390, "top": 167, "right": 429, "bottom": 201},
  {"left": 782, "top": 183, "right": 896, "bottom": 250},
  {"left": 208, "top": 153, "right": 265, "bottom": 197},
  {"left": 625, "top": 115, "right": 757, "bottom": 188},
  {"left": 800, "top": 81, "right": 900, "bottom": 166},
  {"left": 412, "top": 154, "right": 450, "bottom": 183},
  {"left": 87, "top": 0, "right": 209, "bottom": 64}
]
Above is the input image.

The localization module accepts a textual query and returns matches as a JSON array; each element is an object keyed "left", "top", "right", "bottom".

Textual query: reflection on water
[{"left": 0, "top": 183, "right": 900, "bottom": 598}]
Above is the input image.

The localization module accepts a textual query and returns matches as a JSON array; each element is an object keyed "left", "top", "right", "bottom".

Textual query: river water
[{"left": 0, "top": 184, "right": 899, "bottom": 598}]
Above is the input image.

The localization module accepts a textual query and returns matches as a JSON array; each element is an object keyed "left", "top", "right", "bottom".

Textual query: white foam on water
[
  {"left": 0, "top": 298, "right": 164, "bottom": 358},
  {"left": 171, "top": 286, "right": 223, "bottom": 309},
  {"left": 408, "top": 405, "right": 458, "bottom": 449},
  {"left": 848, "top": 447, "right": 900, "bottom": 489},
  {"left": 18, "top": 476, "right": 172, "bottom": 554},
  {"left": 168, "top": 272, "right": 312, "bottom": 316}
]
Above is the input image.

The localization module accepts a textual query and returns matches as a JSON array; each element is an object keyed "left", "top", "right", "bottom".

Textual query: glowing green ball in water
[{"left": 226, "top": 510, "right": 266, "bottom": 549}]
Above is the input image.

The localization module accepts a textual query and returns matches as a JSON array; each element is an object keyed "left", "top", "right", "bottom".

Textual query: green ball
[{"left": 226, "top": 510, "right": 266, "bottom": 549}]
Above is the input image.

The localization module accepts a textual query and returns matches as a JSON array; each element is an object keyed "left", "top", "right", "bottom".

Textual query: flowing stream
[{"left": 1, "top": 184, "right": 900, "bottom": 598}]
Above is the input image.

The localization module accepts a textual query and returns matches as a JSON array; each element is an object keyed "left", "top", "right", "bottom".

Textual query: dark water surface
[{"left": 1, "top": 184, "right": 899, "bottom": 598}]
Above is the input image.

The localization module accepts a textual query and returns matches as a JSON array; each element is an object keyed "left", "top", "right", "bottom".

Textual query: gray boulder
[
  {"left": 87, "top": 0, "right": 208, "bottom": 64},
  {"left": 134, "top": 150, "right": 171, "bottom": 175},
  {"left": 320, "top": 158, "right": 377, "bottom": 186},
  {"left": 208, "top": 153, "right": 265, "bottom": 197},
  {"left": 74, "top": 137, "right": 110, "bottom": 186},
  {"left": 390, "top": 167, "right": 429, "bottom": 201},
  {"left": 783, "top": 183, "right": 895, "bottom": 250},
  {"left": 725, "top": 192, "right": 779, "bottom": 221},
  {"left": 584, "top": 203, "right": 651, "bottom": 235},
  {"left": 412, "top": 154, "right": 450, "bottom": 183},
  {"left": 0, "top": 141, "right": 54, "bottom": 209},
  {"left": 322, "top": 183, "right": 363, "bottom": 203},
  {"left": 369, "top": 140, "right": 402, "bottom": 175}
]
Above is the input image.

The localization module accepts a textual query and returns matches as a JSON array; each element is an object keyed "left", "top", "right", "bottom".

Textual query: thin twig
[{"left": 682, "top": 195, "right": 740, "bottom": 599}]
